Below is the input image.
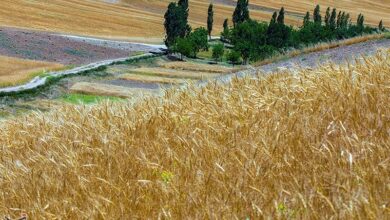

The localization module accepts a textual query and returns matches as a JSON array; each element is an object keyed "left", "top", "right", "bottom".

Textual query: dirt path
[
  {"left": 215, "top": 38, "right": 390, "bottom": 84},
  {"left": 0, "top": 53, "right": 155, "bottom": 94}
]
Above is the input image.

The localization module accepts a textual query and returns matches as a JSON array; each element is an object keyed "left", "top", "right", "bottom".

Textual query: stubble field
[{"left": 1, "top": 0, "right": 387, "bottom": 40}]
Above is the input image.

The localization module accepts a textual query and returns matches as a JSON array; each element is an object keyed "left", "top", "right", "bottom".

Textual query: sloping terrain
[
  {"left": 0, "top": 27, "right": 159, "bottom": 88},
  {"left": 0, "top": 49, "right": 388, "bottom": 219},
  {"left": 0, "top": 56, "right": 63, "bottom": 87},
  {"left": 1, "top": 0, "right": 387, "bottom": 40}
]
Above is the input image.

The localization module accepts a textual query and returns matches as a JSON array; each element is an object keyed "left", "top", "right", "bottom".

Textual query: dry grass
[
  {"left": 69, "top": 82, "right": 155, "bottom": 98},
  {"left": 129, "top": 67, "right": 221, "bottom": 79},
  {"left": 160, "top": 61, "right": 234, "bottom": 73},
  {"left": 0, "top": 50, "right": 389, "bottom": 219},
  {"left": 255, "top": 34, "right": 387, "bottom": 67},
  {"left": 119, "top": 73, "right": 192, "bottom": 84},
  {"left": 0, "top": 56, "right": 64, "bottom": 87}
]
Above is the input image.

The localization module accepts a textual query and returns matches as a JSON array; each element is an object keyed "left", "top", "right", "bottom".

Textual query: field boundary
[{"left": 0, "top": 53, "right": 158, "bottom": 96}]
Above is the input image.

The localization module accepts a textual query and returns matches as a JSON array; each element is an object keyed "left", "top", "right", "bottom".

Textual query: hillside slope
[
  {"left": 0, "top": 49, "right": 388, "bottom": 218},
  {"left": 0, "top": 0, "right": 387, "bottom": 40}
]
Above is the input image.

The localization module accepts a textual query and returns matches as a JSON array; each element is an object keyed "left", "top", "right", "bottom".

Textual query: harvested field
[
  {"left": 119, "top": 73, "right": 191, "bottom": 84},
  {"left": 0, "top": 49, "right": 388, "bottom": 218},
  {"left": 160, "top": 61, "right": 234, "bottom": 73},
  {"left": 0, "top": 0, "right": 281, "bottom": 39},
  {"left": 129, "top": 67, "right": 221, "bottom": 79},
  {"left": 0, "top": 56, "right": 63, "bottom": 87},
  {"left": 0, "top": 0, "right": 387, "bottom": 40},
  {"left": 69, "top": 82, "right": 155, "bottom": 98}
]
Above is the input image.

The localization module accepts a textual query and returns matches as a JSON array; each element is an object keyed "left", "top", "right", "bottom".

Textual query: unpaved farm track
[
  {"left": 0, "top": 53, "right": 156, "bottom": 94},
  {"left": 216, "top": 38, "right": 390, "bottom": 84}
]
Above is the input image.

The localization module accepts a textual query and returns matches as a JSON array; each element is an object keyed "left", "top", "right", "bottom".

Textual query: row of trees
[
  {"left": 164, "top": 0, "right": 212, "bottom": 58},
  {"left": 224, "top": 2, "right": 386, "bottom": 63},
  {"left": 164, "top": 0, "right": 387, "bottom": 64}
]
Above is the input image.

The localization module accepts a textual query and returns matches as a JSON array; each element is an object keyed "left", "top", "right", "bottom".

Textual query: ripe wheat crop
[{"left": 0, "top": 50, "right": 389, "bottom": 219}]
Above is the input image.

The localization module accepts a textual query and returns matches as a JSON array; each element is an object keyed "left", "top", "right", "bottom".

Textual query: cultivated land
[
  {"left": 0, "top": 27, "right": 160, "bottom": 88},
  {"left": 70, "top": 82, "right": 156, "bottom": 98},
  {"left": 0, "top": 49, "right": 388, "bottom": 219},
  {"left": 0, "top": 0, "right": 387, "bottom": 40},
  {"left": 0, "top": 56, "right": 63, "bottom": 87}
]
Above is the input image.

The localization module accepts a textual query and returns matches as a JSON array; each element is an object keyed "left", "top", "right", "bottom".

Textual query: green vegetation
[
  {"left": 232, "top": 0, "right": 249, "bottom": 27},
  {"left": 61, "top": 93, "right": 122, "bottom": 105},
  {"left": 226, "top": 50, "right": 241, "bottom": 66},
  {"left": 164, "top": 1, "right": 191, "bottom": 48},
  {"left": 172, "top": 27, "right": 209, "bottom": 59},
  {"left": 164, "top": 0, "right": 386, "bottom": 65},
  {"left": 212, "top": 43, "right": 224, "bottom": 62},
  {"left": 207, "top": 3, "right": 213, "bottom": 39},
  {"left": 223, "top": 4, "right": 384, "bottom": 63}
]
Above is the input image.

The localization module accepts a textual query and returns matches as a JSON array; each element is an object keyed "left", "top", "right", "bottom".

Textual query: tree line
[{"left": 164, "top": 0, "right": 387, "bottom": 64}]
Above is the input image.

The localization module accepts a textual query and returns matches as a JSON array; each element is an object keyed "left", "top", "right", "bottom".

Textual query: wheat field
[
  {"left": 0, "top": 56, "right": 64, "bottom": 87},
  {"left": 0, "top": 49, "right": 388, "bottom": 218}
]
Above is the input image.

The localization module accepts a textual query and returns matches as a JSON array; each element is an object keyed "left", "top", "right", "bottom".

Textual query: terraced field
[
  {"left": 0, "top": 56, "right": 63, "bottom": 87},
  {"left": 68, "top": 60, "right": 234, "bottom": 98},
  {"left": 1, "top": 0, "right": 387, "bottom": 40}
]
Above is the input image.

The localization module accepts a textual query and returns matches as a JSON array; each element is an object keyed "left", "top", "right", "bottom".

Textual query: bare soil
[{"left": 0, "top": 27, "right": 156, "bottom": 65}]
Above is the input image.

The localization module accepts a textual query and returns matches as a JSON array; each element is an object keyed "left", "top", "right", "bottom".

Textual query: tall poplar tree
[
  {"left": 277, "top": 7, "right": 285, "bottom": 25},
  {"left": 233, "top": 0, "right": 250, "bottom": 27},
  {"left": 379, "top": 20, "right": 385, "bottom": 32},
  {"left": 330, "top": 8, "right": 337, "bottom": 30},
  {"left": 303, "top": 11, "right": 310, "bottom": 27},
  {"left": 207, "top": 4, "right": 214, "bottom": 39},
  {"left": 313, "top": 5, "right": 322, "bottom": 25},
  {"left": 324, "top": 7, "right": 331, "bottom": 27}
]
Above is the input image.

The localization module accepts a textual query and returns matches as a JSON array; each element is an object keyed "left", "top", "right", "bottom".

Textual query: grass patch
[{"left": 61, "top": 93, "right": 123, "bottom": 105}]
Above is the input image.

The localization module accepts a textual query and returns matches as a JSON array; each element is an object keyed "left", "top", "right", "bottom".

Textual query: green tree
[
  {"left": 324, "top": 7, "right": 331, "bottom": 27},
  {"left": 342, "top": 13, "right": 350, "bottom": 28},
  {"left": 357, "top": 13, "right": 365, "bottom": 32},
  {"left": 277, "top": 7, "right": 285, "bottom": 25},
  {"left": 330, "top": 8, "right": 337, "bottom": 30},
  {"left": 231, "top": 20, "right": 269, "bottom": 63},
  {"left": 164, "top": 3, "right": 189, "bottom": 48},
  {"left": 178, "top": 0, "right": 189, "bottom": 13},
  {"left": 270, "top": 11, "right": 277, "bottom": 25},
  {"left": 221, "top": 19, "right": 230, "bottom": 41},
  {"left": 226, "top": 50, "right": 241, "bottom": 66},
  {"left": 379, "top": 20, "right": 385, "bottom": 32},
  {"left": 303, "top": 11, "right": 310, "bottom": 27},
  {"left": 336, "top": 11, "right": 343, "bottom": 29},
  {"left": 212, "top": 43, "right": 225, "bottom": 62},
  {"left": 188, "top": 27, "right": 209, "bottom": 57},
  {"left": 178, "top": 0, "right": 191, "bottom": 37},
  {"left": 223, "top": 18, "right": 229, "bottom": 31},
  {"left": 313, "top": 5, "right": 322, "bottom": 25},
  {"left": 268, "top": 9, "right": 291, "bottom": 49},
  {"left": 233, "top": 0, "right": 249, "bottom": 27},
  {"left": 207, "top": 4, "right": 214, "bottom": 39},
  {"left": 173, "top": 37, "right": 193, "bottom": 60}
]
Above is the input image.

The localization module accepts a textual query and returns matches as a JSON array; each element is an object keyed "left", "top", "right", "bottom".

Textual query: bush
[
  {"left": 173, "top": 38, "right": 193, "bottom": 59},
  {"left": 212, "top": 44, "right": 224, "bottom": 62},
  {"left": 226, "top": 50, "right": 241, "bottom": 66}
]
